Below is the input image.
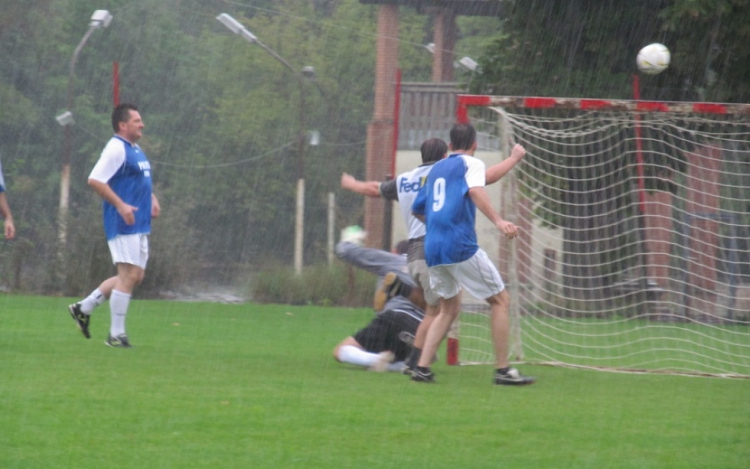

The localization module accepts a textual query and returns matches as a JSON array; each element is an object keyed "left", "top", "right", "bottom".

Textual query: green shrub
[{"left": 251, "top": 263, "right": 377, "bottom": 307}]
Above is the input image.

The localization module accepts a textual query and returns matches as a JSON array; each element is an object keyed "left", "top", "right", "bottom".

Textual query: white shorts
[
  {"left": 108, "top": 234, "right": 149, "bottom": 269},
  {"left": 429, "top": 249, "right": 504, "bottom": 301}
]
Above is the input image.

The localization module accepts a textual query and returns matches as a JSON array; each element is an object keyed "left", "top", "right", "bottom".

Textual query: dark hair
[
  {"left": 449, "top": 123, "right": 476, "bottom": 151},
  {"left": 395, "top": 240, "right": 409, "bottom": 255},
  {"left": 420, "top": 138, "right": 448, "bottom": 164},
  {"left": 111, "top": 103, "right": 138, "bottom": 132}
]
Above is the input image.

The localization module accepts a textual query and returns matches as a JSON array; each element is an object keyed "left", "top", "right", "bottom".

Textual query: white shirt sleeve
[
  {"left": 463, "top": 155, "right": 486, "bottom": 189},
  {"left": 0, "top": 158, "right": 6, "bottom": 191},
  {"left": 89, "top": 138, "right": 126, "bottom": 183}
]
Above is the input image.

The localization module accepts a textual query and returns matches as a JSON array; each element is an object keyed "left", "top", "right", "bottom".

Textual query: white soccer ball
[
  {"left": 340, "top": 225, "right": 366, "bottom": 245},
  {"left": 637, "top": 43, "right": 670, "bottom": 75}
]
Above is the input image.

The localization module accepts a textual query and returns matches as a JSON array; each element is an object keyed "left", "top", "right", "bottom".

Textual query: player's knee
[{"left": 487, "top": 290, "right": 510, "bottom": 307}]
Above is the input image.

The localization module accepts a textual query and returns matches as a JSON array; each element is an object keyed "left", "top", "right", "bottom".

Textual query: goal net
[{"left": 450, "top": 95, "right": 750, "bottom": 378}]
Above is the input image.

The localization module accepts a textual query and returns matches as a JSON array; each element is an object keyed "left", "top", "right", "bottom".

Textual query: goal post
[{"left": 451, "top": 94, "right": 750, "bottom": 378}]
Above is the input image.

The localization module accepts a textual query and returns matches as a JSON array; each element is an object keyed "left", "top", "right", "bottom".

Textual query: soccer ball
[
  {"left": 637, "top": 43, "right": 670, "bottom": 75},
  {"left": 340, "top": 225, "right": 366, "bottom": 245}
]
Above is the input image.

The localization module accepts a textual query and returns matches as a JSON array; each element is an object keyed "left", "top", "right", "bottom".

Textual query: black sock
[
  {"left": 416, "top": 366, "right": 431, "bottom": 374},
  {"left": 496, "top": 367, "right": 510, "bottom": 375},
  {"left": 405, "top": 348, "right": 422, "bottom": 369}
]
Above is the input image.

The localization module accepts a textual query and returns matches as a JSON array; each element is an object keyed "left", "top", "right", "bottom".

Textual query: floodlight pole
[
  {"left": 57, "top": 10, "right": 112, "bottom": 286},
  {"left": 217, "top": 13, "right": 310, "bottom": 275}
]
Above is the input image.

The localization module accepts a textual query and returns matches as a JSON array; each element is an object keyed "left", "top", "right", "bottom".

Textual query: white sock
[
  {"left": 80, "top": 289, "right": 106, "bottom": 314},
  {"left": 337, "top": 345, "right": 379, "bottom": 367},
  {"left": 109, "top": 290, "right": 131, "bottom": 337}
]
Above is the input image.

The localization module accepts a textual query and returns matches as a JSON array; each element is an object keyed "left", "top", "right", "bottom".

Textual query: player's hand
[
  {"left": 341, "top": 172, "right": 356, "bottom": 189},
  {"left": 510, "top": 143, "right": 526, "bottom": 161},
  {"left": 151, "top": 194, "right": 161, "bottom": 218},
  {"left": 4, "top": 219, "right": 15, "bottom": 239},
  {"left": 117, "top": 204, "right": 138, "bottom": 226},
  {"left": 496, "top": 219, "right": 518, "bottom": 239}
]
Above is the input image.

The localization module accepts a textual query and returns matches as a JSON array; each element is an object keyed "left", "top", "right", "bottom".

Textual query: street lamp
[
  {"left": 217, "top": 13, "right": 315, "bottom": 275},
  {"left": 56, "top": 9, "right": 112, "bottom": 282}
]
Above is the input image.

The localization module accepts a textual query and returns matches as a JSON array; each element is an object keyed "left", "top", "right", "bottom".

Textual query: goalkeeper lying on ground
[{"left": 332, "top": 232, "right": 426, "bottom": 372}]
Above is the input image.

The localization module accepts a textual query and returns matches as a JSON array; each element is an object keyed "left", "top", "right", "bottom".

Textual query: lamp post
[
  {"left": 217, "top": 13, "right": 314, "bottom": 275},
  {"left": 56, "top": 9, "right": 112, "bottom": 281}
]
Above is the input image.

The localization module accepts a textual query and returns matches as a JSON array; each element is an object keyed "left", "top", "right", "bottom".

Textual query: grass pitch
[{"left": 1, "top": 295, "right": 748, "bottom": 468}]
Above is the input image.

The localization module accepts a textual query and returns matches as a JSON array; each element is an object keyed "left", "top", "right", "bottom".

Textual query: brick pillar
[
  {"left": 432, "top": 8, "right": 456, "bottom": 83},
  {"left": 685, "top": 145, "right": 723, "bottom": 314},
  {"left": 365, "top": 5, "right": 399, "bottom": 249},
  {"left": 643, "top": 191, "right": 673, "bottom": 288}
]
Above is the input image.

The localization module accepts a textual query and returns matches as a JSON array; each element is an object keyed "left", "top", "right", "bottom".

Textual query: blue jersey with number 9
[{"left": 412, "top": 153, "right": 486, "bottom": 266}]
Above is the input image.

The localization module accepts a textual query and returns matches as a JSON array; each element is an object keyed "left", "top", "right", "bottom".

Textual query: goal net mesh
[{"left": 454, "top": 96, "right": 750, "bottom": 378}]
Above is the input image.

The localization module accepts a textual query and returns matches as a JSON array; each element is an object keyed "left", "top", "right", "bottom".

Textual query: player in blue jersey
[
  {"left": 412, "top": 123, "right": 535, "bottom": 385},
  {"left": 0, "top": 158, "right": 15, "bottom": 240},
  {"left": 341, "top": 138, "right": 526, "bottom": 375},
  {"left": 68, "top": 103, "right": 161, "bottom": 348}
]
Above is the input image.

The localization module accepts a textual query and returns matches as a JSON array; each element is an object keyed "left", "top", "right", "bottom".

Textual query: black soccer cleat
[
  {"left": 105, "top": 334, "right": 132, "bottom": 348},
  {"left": 494, "top": 367, "right": 535, "bottom": 386},
  {"left": 411, "top": 367, "right": 435, "bottom": 383},
  {"left": 68, "top": 303, "right": 91, "bottom": 339}
]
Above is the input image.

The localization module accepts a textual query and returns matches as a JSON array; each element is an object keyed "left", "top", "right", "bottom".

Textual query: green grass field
[{"left": 1, "top": 295, "right": 748, "bottom": 468}]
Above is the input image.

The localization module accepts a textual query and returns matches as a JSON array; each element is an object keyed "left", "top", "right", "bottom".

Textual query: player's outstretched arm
[
  {"left": 485, "top": 144, "right": 525, "bottom": 185},
  {"left": 341, "top": 172, "right": 382, "bottom": 198},
  {"left": 468, "top": 186, "right": 518, "bottom": 239}
]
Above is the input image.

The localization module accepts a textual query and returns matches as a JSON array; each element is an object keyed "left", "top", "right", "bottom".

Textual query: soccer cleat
[
  {"left": 369, "top": 351, "right": 395, "bottom": 372},
  {"left": 68, "top": 303, "right": 91, "bottom": 339},
  {"left": 494, "top": 367, "right": 535, "bottom": 386},
  {"left": 411, "top": 367, "right": 435, "bottom": 383},
  {"left": 373, "top": 272, "right": 404, "bottom": 311},
  {"left": 105, "top": 334, "right": 132, "bottom": 348}
]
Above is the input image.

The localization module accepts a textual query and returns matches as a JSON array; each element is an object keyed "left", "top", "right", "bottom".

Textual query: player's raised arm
[
  {"left": 340, "top": 172, "right": 382, "bottom": 198},
  {"left": 485, "top": 144, "right": 525, "bottom": 185}
]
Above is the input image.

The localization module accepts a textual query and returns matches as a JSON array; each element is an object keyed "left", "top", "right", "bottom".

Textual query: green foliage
[
  {"left": 252, "top": 262, "right": 376, "bottom": 307},
  {"left": 472, "top": 0, "right": 750, "bottom": 102}
]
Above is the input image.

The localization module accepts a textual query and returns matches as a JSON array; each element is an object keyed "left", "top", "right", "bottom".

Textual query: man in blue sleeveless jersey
[
  {"left": 68, "top": 103, "right": 160, "bottom": 348},
  {"left": 0, "top": 158, "right": 15, "bottom": 240},
  {"left": 412, "top": 123, "right": 535, "bottom": 385}
]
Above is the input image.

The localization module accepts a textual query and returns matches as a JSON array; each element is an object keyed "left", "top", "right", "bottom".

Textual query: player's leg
[
  {"left": 413, "top": 265, "right": 461, "bottom": 381},
  {"left": 105, "top": 234, "right": 148, "bottom": 347},
  {"left": 333, "top": 336, "right": 394, "bottom": 370},
  {"left": 403, "top": 258, "right": 438, "bottom": 372},
  {"left": 487, "top": 290, "right": 511, "bottom": 369},
  {"left": 458, "top": 249, "right": 535, "bottom": 385},
  {"left": 68, "top": 275, "right": 117, "bottom": 339},
  {"left": 335, "top": 241, "right": 410, "bottom": 280}
]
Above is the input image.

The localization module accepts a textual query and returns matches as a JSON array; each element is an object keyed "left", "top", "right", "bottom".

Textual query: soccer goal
[{"left": 450, "top": 95, "right": 750, "bottom": 378}]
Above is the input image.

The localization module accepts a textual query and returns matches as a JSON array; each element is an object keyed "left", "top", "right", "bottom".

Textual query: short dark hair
[
  {"left": 450, "top": 123, "right": 476, "bottom": 151},
  {"left": 111, "top": 103, "right": 138, "bottom": 132},
  {"left": 420, "top": 138, "right": 447, "bottom": 164},
  {"left": 395, "top": 239, "right": 409, "bottom": 255}
]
